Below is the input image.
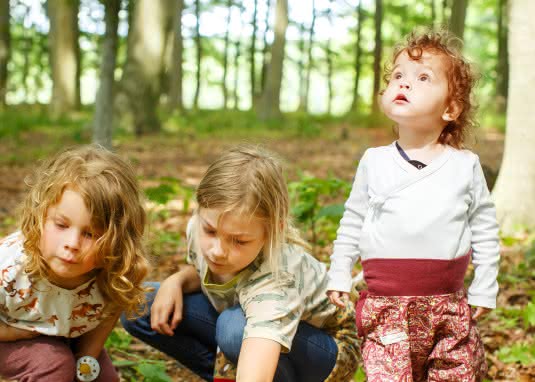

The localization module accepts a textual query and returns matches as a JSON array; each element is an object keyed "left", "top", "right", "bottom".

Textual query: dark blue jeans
[{"left": 120, "top": 282, "right": 338, "bottom": 382}]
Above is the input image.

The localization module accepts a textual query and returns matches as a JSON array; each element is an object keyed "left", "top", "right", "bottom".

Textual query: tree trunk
[
  {"left": 259, "top": 0, "right": 272, "bottom": 97},
  {"left": 221, "top": 0, "right": 232, "bottom": 109},
  {"left": 371, "top": 0, "right": 383, "bottom": 114},
  {"left": 258, "top": 0, "right": 287, "bottom": 120},
  {"left": 0, "top": 0, "right": 9, "bottom": 107},
  {"left": 117, "top": 0, "right": 174, "bottom": 134},
  {"left": 297, "top": 22, "right": 307, "bottom": 111},
  {"left": 325, "top": 3, "right": 333, "bottom": 115},
  {"left": 492, "top": 0, "right": 535, "bottom": 232},
  {"left": 496, "top": 0, "right": 509, "bottom": 112},
  {"left": 0, "top": 0, "right": 11, "bottom": 108},
  {"left": 250, "top": 0, "right": 258, "bottom": 108},
  {"left": 448, "top": 0, "right": 468, "bottom": 40},
  {"left": 350, "top": 0, "right": 364, "bottom": 112},
  {"left": 233, "top": 4, "right": 243, "bottom": 110},
  {"left": 93, "top": 0, "right": 120, "bottom": 149},
  {"left": 304, "top": 0, "right": 316, "bottom": 113},
  {"left": 48, "top": 0, "right": 80, "bottom": 117},
  {"left": 168, "top": 0, "right": 185, "bottom": 112},
  {"left": 193, "top": 0, "right": 202, "bottom": 109}
]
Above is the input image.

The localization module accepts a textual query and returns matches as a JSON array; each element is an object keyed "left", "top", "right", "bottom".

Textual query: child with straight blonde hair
[
  {"left": 0, "top": 145, "right": 150, "bottom": 382},
  {"left": 122, "top": 145, "right": 359, "bottom": 382},
  {"left": 327, "top": 29, "right": 500, "bottom": 381}
]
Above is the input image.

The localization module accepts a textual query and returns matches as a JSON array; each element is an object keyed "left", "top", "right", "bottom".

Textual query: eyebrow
[
  {"left": 199, "top": 216, "right": 254, "bottom": 237},
  {"left": 392, "top": 63, "right": 435, "bottom": 73}
]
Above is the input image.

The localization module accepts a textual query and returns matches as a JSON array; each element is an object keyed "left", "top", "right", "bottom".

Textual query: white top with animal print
[{"left": 0, "top": 232, "right": 106, "bottom": 338}]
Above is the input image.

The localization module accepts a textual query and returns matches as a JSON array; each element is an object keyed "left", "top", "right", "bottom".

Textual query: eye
[
  {"left": 202, "top": 226, "right": 216, "bottom": 236},
  {"left": 55, "top": 221, "right": 67, "bottom": 229},
  {"left": 232, "top": 238, "right": 249, "bottom": 246},
  {"left": 393, "top": 72, "right": 402, "bottom": 80},
  {"left": 82, "top": 231, "right": 94, "bottom": 239},
  {"left": 419, "top": 74, "right": 430, "bottom": 82}
]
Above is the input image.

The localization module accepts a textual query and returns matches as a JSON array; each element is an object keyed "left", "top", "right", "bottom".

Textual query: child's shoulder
[
  {"left": 0, "top": 232, "right": 25, "bottom": 265},
  {"left": 448, "top": 147, "right": 481, "bottom": 165}
]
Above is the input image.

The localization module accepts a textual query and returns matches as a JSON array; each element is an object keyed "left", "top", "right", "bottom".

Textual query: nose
[
  {"left": 399, "top": 80, "right": 411, "bottom": 90},
  {"left": 64, "top": 229, "right": 81, "bottom": 251},
  {"left": 209, "top": 238, "right": 227, "bottom": 259}
]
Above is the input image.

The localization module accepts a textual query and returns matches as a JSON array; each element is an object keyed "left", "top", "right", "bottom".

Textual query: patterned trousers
[{"left": 356, "top": 289, "right": 487, "bottom": 382}]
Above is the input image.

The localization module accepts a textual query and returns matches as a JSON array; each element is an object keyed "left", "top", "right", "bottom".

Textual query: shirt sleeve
[
  {"left": 239, "top": 271, "right": 304, "bottom": 353},
  {"left": 327, "top": 150, "right": 370, "bottom": 293},
  {"left": 467, "top": 157, "right": 500, "bottom": 309}
]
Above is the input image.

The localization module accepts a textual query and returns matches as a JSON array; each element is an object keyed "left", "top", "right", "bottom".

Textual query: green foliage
[
  {"left": 136, "top": 362, "right": 173, "bottom": 382},
  {"left": 497, "top": 343, "right": 535, "bottom": 366},
  {"left": 353, "top": 367, "right": 367, "bottom": 381},
  {"left": 145, "top": 177, "right": 194, "bottom": 212},
  {"left": 104, "top": 328, "right": 132, "bottom": 350},
  {"left": 288, "top": 173, "right": 351, "bottom": 250}
]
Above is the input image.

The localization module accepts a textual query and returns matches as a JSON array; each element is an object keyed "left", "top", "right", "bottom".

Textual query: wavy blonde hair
[
  {"left": 20, "top": 145, "right": 150, "bottom": 317},
  {"left": 192, "top": 145, "right": 309, "bottom": 276}
]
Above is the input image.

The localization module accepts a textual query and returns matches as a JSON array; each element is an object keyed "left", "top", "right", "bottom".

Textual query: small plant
[
  {"left": 288, "top": 173, "right": 351, "bottom": 254},
  {"left": 145, "top": 176, "right": 194, "bottom": 212}
]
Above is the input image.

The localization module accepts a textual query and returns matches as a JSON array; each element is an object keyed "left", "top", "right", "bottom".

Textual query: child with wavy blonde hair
[
  {"left": 122, "top": 145, "right": 359, "bottom": 382},
  {"left": 327, "top": 29, "right": 499, "bottom": 381},
  {"left": 0, "top": 145, "right": 150, "bottom": 382}
]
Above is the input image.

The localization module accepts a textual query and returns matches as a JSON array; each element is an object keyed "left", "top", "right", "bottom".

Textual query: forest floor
[{"left": 0, "top": 120, "right": 533, "bottom": 381}]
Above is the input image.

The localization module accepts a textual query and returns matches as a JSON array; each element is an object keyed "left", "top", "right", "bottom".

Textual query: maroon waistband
[{"left": 361, "top": 251, "right": 471, "bottom": 296}]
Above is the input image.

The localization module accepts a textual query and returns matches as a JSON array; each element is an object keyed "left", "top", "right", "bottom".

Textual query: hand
[
  {"left": 471, "top": 306, "right": 491, "bottom": 321},
  {"left": 150, "top": 273, "right": 185, "bottom": 336},
  {"left": 327, "top": 290, "right": 350, "bottom": 308},
  {"left": 0, "top": 320, "right": 41, "bottom": 342}
]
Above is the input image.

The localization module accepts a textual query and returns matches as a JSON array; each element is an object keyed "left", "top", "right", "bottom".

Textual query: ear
[{"left": 442, "top": 101, "right": 463, "bottom": 122}]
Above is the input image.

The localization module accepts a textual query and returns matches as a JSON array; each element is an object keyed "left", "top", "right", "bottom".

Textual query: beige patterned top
[
  {"left": 0, "top": 232, "right": 106, "bottom": 338},
  {"left": 187, "top": 218, "right": 339, "bottom": 352}
]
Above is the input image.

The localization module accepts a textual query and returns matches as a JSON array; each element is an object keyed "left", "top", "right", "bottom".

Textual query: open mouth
[{"left": 394, "top": 94, "right": 408, "bottom": 102}]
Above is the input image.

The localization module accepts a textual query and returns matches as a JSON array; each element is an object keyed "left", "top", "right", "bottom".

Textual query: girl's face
[
  {"left": 198, "top": 208, "right": 266, "bottom": 283},
  {"left": 381, "top": 50, "right": 452, "bottom": 132},
  {"left": 40, "top": 188, "right": 100, "bottom": 289}
]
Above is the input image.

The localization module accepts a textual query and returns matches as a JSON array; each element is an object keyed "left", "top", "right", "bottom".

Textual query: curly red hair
[{"left": 384, "top": 29, "right": 478, "bottom": 149}]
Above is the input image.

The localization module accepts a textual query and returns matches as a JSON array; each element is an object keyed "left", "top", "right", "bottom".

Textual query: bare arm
[
  {"left": 150, "top": 264, "right": 201, "bottom": 336},
  {"left": 236, "top": 337, "right": 281, "bottom": 382},
  {"left": 73, "top": 312, "right": 121, "bottom": 359},
  {"left": 0, "top": 320, "right": 40, "bottom": 342}
]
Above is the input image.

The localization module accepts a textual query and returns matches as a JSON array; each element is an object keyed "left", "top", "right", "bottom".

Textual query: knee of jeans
[
  {"left": 216, "top": 306, "right": 246, "bottom": 361},
  {"left": 120, "top": 312, "right": 145, "bottom": 335}
]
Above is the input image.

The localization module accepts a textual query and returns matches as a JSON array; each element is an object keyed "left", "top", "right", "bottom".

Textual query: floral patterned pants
[{"left": 356, "top": 289, "right": 487, "bottom": 382}]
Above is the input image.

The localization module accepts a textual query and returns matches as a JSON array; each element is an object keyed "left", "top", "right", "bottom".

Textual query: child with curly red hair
[{"left": 327, "top": 29, "right": 499, "bottom": 381}]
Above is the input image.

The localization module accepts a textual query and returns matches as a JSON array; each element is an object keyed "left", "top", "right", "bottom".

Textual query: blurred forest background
[{"left": 0, "top": 0, "right": 534, "bottom": 381}]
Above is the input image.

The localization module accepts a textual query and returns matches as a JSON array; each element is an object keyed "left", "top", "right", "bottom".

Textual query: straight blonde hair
[
  {"left": 20, "top": 145, "right": 150, "bottom": 317},
  {"left": 191, "top": 145, "right": 309, "bottom": 276}
]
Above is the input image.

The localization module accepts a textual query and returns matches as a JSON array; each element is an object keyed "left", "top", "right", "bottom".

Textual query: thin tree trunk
[
  {"left": 448, "top": 0, "right": 468, "bottom": 40},
  {"left": 350, "top": 0, "right": 363, "bottom": 112},
  {"left": 496, "top": 0, "right": 509, "bottom": 112},
  {"left": 117, "top": 0, "right": 174, "bottom": 134},
  {"left": 260, "top": 0, "right": 272, "bottom": 96},
  {"left": 258, "top": 0, "right": 288, "bottom": 120},
  {"left": 431, "top": 0, "right": 436, "bottom": 26},
  {"left": 168, "top": 0, "right": 185, "bottom": 112},
  {"left": 222, "top": 0, "right": 232, "bottom": 109},
  {"left": 93, "top": 0, "right": 120, "bottom": 149},
  {"left": 304, "top": 0, "right": 316, "bottom": 113},
  {"left": 326, "top": 2, "right": 333, "bottom": 115},
  {"left": 233, "top": 4, "right": 244, "bottom": 110},
  {"left": 371, "top": 0, "right": 383, "bottom": 114},
  {"left": 493, "top": 0, "right": 535, "bottom": 232},
  {"left": 250, "top": 0, "right": 258, "bottom": 107},
  {"left": 297, "top": 22, "right": 307, "bottom": 111},
  {"left": 0, "top": 0, "right": 10, "bottom": 107},
  {"left": 193, "top": 0, "right": 202, "bottom": 109},
  {"left": 48, "top": 0, "right": 80, "bottom": 117}
]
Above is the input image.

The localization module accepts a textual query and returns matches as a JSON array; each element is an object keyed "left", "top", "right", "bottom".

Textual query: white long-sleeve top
[{"left": 327, "top": 142, "right": 500, "bottom": 308}]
